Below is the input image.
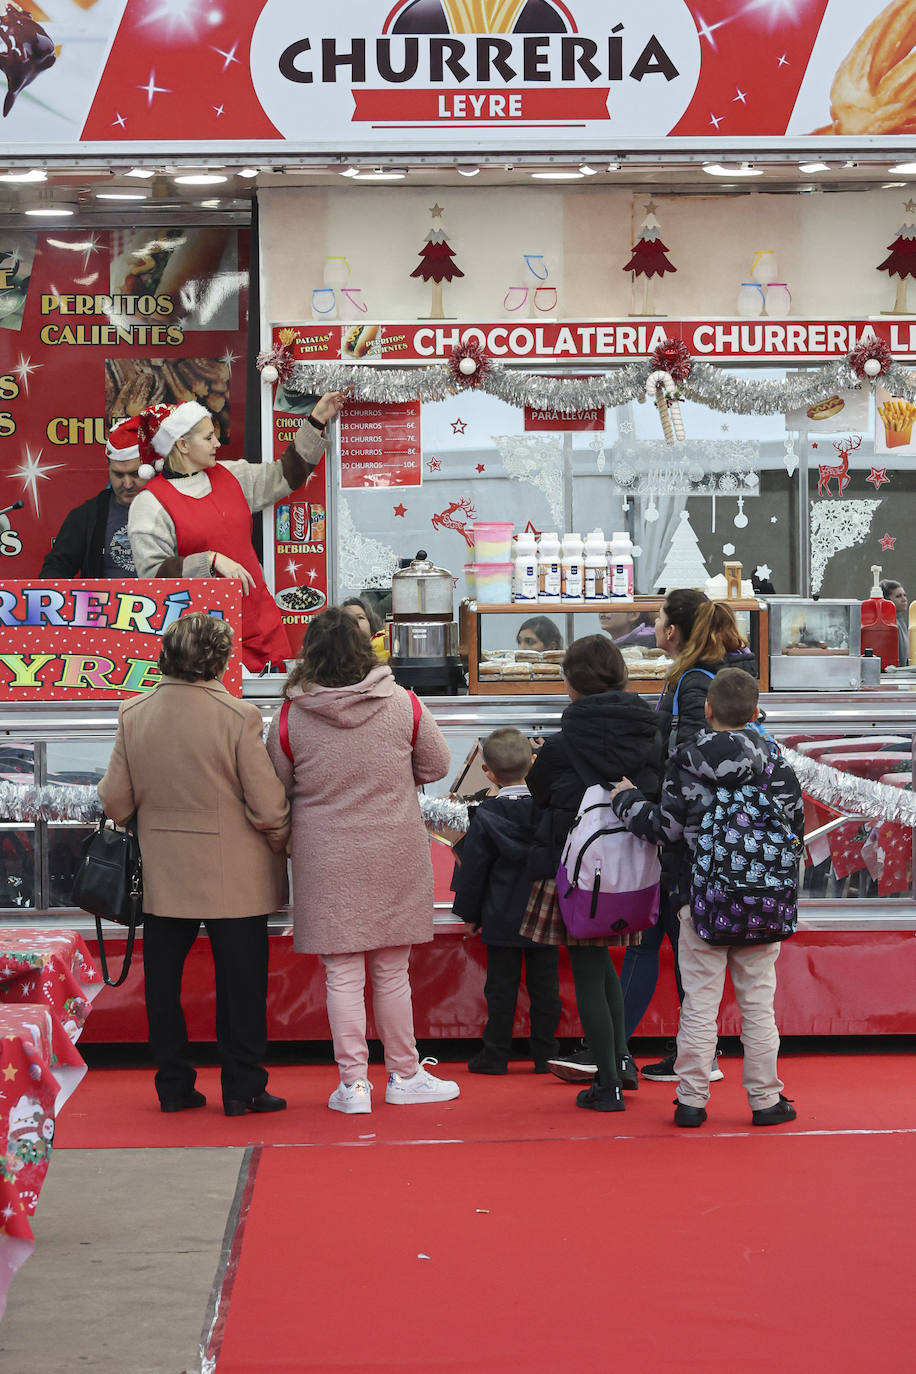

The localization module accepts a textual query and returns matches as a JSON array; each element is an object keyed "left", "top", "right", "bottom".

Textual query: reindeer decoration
[
  {"left": 431, "top": 496, "right": 477, "bottom": 548},
  {"left": 817, "top": 434, "right": 860, "bottom": 497}
]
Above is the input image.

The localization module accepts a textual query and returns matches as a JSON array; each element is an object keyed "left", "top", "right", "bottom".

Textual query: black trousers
[
  {"left": 143, "top": 912, "right": 270, "bottom": 1105},
  {"left": 482, "top": 944, "right": 561, "bottom": 1064}
]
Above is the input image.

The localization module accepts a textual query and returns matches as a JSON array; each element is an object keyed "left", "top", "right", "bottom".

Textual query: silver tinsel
[
  {"left": 783, "top": 748, "right": 916, "bottom": 830},
  {"left": 0, "top": 781, "right": 102, "bottom": 824},
  {"left": 286, "top": 355, "right": 916, "bottom": 417},
  {"left": 419, "top": 794, "right": 468, "bottom": 835}
]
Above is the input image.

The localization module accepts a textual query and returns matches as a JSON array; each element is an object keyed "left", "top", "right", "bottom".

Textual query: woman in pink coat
[{"left": 266, "top": 608, "right": 460, "bottom": 1115}]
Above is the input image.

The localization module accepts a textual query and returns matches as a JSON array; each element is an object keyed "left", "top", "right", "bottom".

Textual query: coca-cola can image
[{"left": 291, "top": 503, "right": 309, "bottom": 541}]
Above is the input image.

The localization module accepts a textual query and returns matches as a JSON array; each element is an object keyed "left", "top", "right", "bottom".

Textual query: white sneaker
[
  {"left": 328, "top": 1079, "right": 372, "bottom": 1114},
  {"left": 385, "top": 1057, "right": 460, "bottom": 1105},
  {"left": 710, "top": 1055, "right": 725, "bottom": 1083}
]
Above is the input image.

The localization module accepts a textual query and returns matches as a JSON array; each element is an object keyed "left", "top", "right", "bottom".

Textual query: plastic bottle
[
  {"left": 583, "top": 530, "right": 607, "bottom": 602},
  {"left": 512, "top": 532, "right": 539, "bottom": 604},
  {"left": 538, "top": 532, "right": 561, "bottom": 603},
  {"left": 609, "top": 531, "right": 634, "bottom": 600},
  {"left": 861, "top": 564, "right": 898, "bottom": 670},
  {"left": 561, "top": 533, "right": 585, "bottom": 602}
]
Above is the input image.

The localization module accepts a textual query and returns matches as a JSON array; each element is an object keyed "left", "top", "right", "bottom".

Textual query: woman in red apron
[{"left": 127, "top": 393, "right": 345, "bottom": 672}]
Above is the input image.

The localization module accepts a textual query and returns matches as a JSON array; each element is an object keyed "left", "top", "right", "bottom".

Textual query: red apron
[{"left": 146, "top": 464, "right": 290, "bottom": 672}]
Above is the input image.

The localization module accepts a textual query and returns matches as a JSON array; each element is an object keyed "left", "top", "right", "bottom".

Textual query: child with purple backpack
[{"left": 610, "top": 669, "right": 804, "bottom": 1128}]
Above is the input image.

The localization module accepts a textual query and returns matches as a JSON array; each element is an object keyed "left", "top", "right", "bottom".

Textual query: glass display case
[
  {"left": 459, "top": 599, "right": 769, "bottom": 695},
  {"left": 767, "top": 598, "right": 863, "bottom": 691}
]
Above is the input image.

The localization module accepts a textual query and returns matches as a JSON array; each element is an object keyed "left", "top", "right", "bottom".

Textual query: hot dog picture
[
  {"left": 806, "top": 396, "right": 845, "bottom": 423},
  {"left": 110, "top": 227, "right": 233, "bottom": 327},
  {"left": 344, "top": 324, "right": 379, "bottom": 358}
]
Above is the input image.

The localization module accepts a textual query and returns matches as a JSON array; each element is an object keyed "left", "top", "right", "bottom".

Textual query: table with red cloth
[
  {"left": 817, "top": 752, "right": 912, "bottom": 883},
  {"left": 0, "top": 929, "right": 102, "bottom": 1317}
]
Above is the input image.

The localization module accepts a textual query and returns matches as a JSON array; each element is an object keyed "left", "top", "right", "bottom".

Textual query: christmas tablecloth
[
  {"left": 0, "top": 927, "right": 102, "bottom": 1040},
  {"left": 0, "top": 1004, "right": 61, "bottom": 1320}
]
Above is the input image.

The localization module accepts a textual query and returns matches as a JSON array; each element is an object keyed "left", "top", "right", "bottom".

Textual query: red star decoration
[
  {"left": 811, "top": 442, "right": 818, "bottom": 450},
  {"left": 867, "top": 466, "right": 890, "bottom": 490},
  {"left": 880, "top": 533, "right": 896, "bottom": 551},
  {"left": 475, "top": 463, "right": 486, "bottom": 473},
  {"left": 426, "top": 458, "right": 442, "bottom": 472},
  {"left": 393, "top": 503, "right": 407, "bottom": 518},
  {"left": 524, "top": 520, "right": 541, "bottom": 537},
  {"left": 451, "top": 419, "right": 467, "bottom": 435}
]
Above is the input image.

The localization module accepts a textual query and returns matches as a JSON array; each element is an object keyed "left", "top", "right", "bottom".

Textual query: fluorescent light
[
  {"left": 95, "top": 184, "right": 150, "bottom": 201},
  {"left": 798, "top": 162, "right": 829, "bottom": 173},
  {"left": 125, "top": 168, "right": 156, "bottom": 179},
  {"left": 579, "top": 164, "right": 598, "bottom": 176},
  {"left": 236, "top": 167, "right": 259, "bottom": 178},
  {"left": 173, "top": 172, "right": 228, "bottom": 185},
  {"left": 703, "top": 163, "right": 762, "bottom": 177},
  {"left": 882, "top": 181, "right": 907, "bottom": 189},
  {"left": 348, "top": 169, "right": 406, "bottom": 181},
  {"left": 0, "top": 169, "right": 46, "bottom": 183},
  {"left": 340, "top": 167, "right": 360, "bottom": 178},
  {"left": 24, "top": 207, "right": 74, "bottom": 217},
  {"left": 888, "top": 161, "right": 916, "bottom": 174},
  {"left": 455, "top": 166, "right": 480, "bottom": 177},
  {"left": 199, "top": 199, "right": 221, "bottom": 208},
  {"left": 530, "top": 170, "right": 584, "bottom": 180}
]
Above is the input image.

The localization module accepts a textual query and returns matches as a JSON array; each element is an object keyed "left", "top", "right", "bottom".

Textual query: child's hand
[{"left": 609, "top": 777, "right": 634, "bottom": 800}]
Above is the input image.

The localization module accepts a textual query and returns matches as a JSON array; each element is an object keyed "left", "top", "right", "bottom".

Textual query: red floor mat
[
  {"left": 55, "top": 1055, "right": 916, "bottom": 1149},
  {"left": 215, "top": 1134, "right": 916, "bottom": 1373}
]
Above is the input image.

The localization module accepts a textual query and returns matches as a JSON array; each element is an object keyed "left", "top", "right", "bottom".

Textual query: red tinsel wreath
[
  {"left": 448, "top": 339, "right": 491, "bottom": 388},
  {"left": 256, "top": 343, "right": 295, "bottom": 384},
  {"left": 649, "top": 337, "right": 692, "bottom": 384},
  {"left": 848, "top": 337, "right": 893, "bottom": 379}
]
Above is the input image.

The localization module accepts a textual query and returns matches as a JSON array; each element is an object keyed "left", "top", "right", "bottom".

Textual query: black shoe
[
  {"left": 673, "top": 1099, "right": 707, "bottom": 1128},
  {"left": 618, "top": 1054, "right": 639, "bottom": 1091},
  {"left": 160, "top": 1089, "right": 206, "bottom": 1114},
  {"left": 533, "top": 1061, "right": 550, "bottom": 1074},
  {"left": 468, "top": 1050, "right": 508, "bottom": 1075},
  {"left": 752, "top": 1094, "right": 796, "bottom": 1127},
  {"left": 546, "top": 1048, "right": 598, "bottom": 1083},
  {"left": 223, "top": 1091, "right": 287, "bottom": 1117},
  {"left": 640, "top": 1052, "right": 678, "bottom": 1081},
  {"left": 575, "top": 1082, "right": 625, "bottom": 1112}
]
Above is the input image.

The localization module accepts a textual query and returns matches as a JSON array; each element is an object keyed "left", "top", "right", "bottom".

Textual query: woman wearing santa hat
[{"left": 128, "top": 392, "right": 346, "bottom": 671}]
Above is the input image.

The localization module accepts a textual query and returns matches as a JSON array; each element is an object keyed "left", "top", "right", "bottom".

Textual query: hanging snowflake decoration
[
  {"left": 256, "top": 343, "right": 295, "bottom": 385},
  {"left": 649, "top": 336, "right": 692, "bottom": 385},
  {"left": 496, "top": 434, "right": 564, "bottom": 524},
  {"left": 448, "top": 340, "right": 491, "bottom": 388},
  {"left": 336, "top": 496, "right": 399, "bottom": 590},
  {"left": 810, "top": 499, "right": 880, "bottom": 594},
  {"left": 848, "top": 337, "right": 893, "bottom": 381}
]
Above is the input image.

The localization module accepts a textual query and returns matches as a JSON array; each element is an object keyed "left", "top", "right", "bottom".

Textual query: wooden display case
[{"left": 460, "top": 599, "right": 769, "bottom": 695}]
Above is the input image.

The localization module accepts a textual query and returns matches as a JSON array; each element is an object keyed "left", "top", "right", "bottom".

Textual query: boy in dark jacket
[
  {"left": 452, "top": 728, "right": 561, "bottom": 1075},
  {"left": 610, "top": 669, "right": 804, "bottom": 1129}
]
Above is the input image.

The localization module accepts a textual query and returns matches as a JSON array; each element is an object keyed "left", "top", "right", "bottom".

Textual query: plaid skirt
[{"left": 519, "top": 878, "right": 643, "bottom": 949}]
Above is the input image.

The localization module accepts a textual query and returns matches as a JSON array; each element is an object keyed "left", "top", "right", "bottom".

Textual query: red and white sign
[
  {"left": 0, "top": 581, "right": 242, "bottom": 701},
  {"left": 3, "top": 2, "right": 912, "bottom": 152},
  {"left": 340, "top": 400, "right": 423, "bottom": 488},
  {"left": 282, "top": 319, "right": 916, "bottom": 365},
  {"left": 271, "top": 370, "right": 330, "bottom": 657}
]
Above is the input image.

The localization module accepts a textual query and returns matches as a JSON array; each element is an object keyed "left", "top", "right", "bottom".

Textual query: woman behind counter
[
  {"left": 267, "top": 607, "right": 459, "bottom": 1115},
  {"left": 98, "top": 612, "right": 291, "bottom": 1117},
  {"left": 128, "top": 391, "right": 347, "bottom": 672}
]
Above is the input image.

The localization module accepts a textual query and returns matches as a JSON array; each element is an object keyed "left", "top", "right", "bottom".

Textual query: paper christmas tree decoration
[
  {"left": 655, "top": 509, "right": 709, "bottom": 590},
  {"left": 623, "top": 200, "right": 676, "bottom": 316},
  {"left": 411, "top": 202, "right": 464, "bottom": 319},
  {"left": 877, "top": 203, "right": 916, "bottom": 314}
]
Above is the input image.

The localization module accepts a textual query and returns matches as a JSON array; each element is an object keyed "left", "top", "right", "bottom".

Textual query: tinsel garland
[
  {"left": 782, "top": 747, "right": 916, "bottom": 830},
  {"left": 419, "top": 793, "right": 468, "bottom": 835},
  {"left": 285, "top": 353, "right": 916, "bottom": 416},
  {"left": 0, "top": 780, "right": 101, "bottom": 824}
]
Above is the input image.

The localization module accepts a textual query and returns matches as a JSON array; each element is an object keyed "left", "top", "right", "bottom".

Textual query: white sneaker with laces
[
  {"left": 328, "top": 1079, "right": 373, "bottom": 1114},
  {"left": 385, "top": 1056, "right": 460, "bottom": 1105}
]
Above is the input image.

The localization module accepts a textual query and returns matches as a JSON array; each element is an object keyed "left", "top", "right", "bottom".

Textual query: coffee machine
[{"left": 389, "top": 551, "right": 465, "bottom": 695}]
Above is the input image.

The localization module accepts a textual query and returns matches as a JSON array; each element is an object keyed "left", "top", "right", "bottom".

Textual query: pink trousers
[{"left": 321, "top": 945, "right": 420, "bottom": 1083}]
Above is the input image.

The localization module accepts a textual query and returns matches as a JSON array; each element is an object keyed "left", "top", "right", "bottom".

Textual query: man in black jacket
[{"left": 40, "top": 416, "right": 143, "bottom": 578}]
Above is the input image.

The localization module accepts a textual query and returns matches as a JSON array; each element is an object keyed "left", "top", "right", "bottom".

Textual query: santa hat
[
  {"left": 105, "top": 414, "right": 141, "bottom": 465},
  {"left": 137, "top": 401, "right": 210, "bottom": 481}
]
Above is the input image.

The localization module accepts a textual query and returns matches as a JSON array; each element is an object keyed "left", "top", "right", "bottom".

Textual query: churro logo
[{"left": 251, "top": 1, "right": 700, "bottom": 146}]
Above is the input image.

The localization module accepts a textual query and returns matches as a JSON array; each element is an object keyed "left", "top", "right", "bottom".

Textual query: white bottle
[
  {"left": 561, "top": 533, "right": 584, "bottom": 602},
  {"left": 538, "top": 532, "right": 561, "bottom": 603},
  {"left": 583, "top": 530, "right": 608, "bottom": 602},
  {"left": 513, "top": 532, "right": 539, "bottom": 603},
  {"left": 609, "top": 530, "right": 634, "bottom": 600}
]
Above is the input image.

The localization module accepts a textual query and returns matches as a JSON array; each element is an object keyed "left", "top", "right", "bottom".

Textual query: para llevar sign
[{"left": 0, "top": 581, "right": 242, "bottom": 701}]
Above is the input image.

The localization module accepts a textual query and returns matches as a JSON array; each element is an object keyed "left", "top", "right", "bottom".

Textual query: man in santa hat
[{"left": 40, "top": 415, "right": 143, "bottom": 577}]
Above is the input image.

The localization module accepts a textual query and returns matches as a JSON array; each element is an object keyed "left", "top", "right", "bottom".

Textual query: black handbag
[{"left": 72, "top": 818, "right": 143, "bottom": 988}]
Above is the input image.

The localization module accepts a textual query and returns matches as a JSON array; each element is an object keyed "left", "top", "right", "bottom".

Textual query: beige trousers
[{"left": 675, "top": 906, "right": 784, "bottom": 1112}]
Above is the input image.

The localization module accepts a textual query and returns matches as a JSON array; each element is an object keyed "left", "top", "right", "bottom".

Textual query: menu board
[{"left": 339, "top": 400, "right": 422, "bottom": 489}]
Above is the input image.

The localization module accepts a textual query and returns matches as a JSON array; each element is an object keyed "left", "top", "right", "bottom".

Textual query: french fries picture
[{"left": 878, "top": 396, "right": 916, "bottom": 447}]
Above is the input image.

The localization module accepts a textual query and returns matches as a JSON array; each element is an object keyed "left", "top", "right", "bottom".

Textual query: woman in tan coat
[
  {"left": 266, "top": 608, "right": 459, "bottom": 1116},
  {"left": 98, "top": 613, "right": 291, "bottom": 1116}
]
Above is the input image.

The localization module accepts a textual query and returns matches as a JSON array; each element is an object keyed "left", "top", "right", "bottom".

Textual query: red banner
[
  {"left": 351, "top": 87, "right": 610, "bottom": 123},
  {"left": 0, "top": 581, "right": 242, "bottom": 701}
]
